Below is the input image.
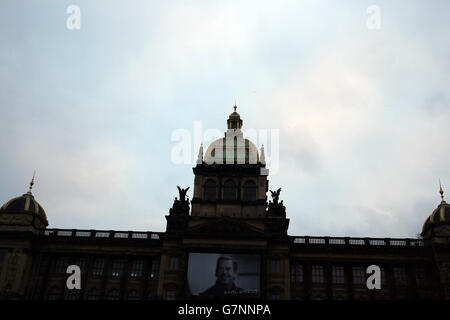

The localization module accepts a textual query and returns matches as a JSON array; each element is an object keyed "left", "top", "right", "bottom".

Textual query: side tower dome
[
  {"left": 421, "top": 184, "right": 450, "bottom": 239},
  {"left": 0, "top": 176, "right": 48, "bottom": 232}
]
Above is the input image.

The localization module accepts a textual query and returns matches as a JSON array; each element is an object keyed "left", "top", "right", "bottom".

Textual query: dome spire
[
  {"left": 27, "top": 171, "right": 36, "bottom": 195},
  {"left": 440, "top": 180, "right": 445, "bottom": 203}
]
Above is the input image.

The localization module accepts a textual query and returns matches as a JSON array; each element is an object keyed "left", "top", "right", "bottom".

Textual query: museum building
[{"left": 0, "top": 108, "right": 449, "bottom": 300}]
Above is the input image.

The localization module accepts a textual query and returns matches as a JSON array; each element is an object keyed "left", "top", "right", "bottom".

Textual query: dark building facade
[{"left": 0, "top": 109, "right": 449, "bottom": 300}]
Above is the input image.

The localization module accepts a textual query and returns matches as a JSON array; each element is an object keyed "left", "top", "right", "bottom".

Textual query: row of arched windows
[{"left": 203, "top": 179, "right": 257, "bottom": 201}]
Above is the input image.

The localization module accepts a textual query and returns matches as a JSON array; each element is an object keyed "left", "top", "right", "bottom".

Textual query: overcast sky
[{"left": 1, "top": 1, "right": 449, "bottom": 238}]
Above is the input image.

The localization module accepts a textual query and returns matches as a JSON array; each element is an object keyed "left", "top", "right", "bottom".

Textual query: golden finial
[
  {"left": 28, "top": 171, "right": 35, "bottom": 194},
  {"left": 234, "top": 101, "right": 237, "bottom": 112},
  {"left": 439, "top": 180, "right": 445, "bottom": 203}
]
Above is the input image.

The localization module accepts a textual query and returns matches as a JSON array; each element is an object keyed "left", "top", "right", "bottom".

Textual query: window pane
[
  {"left": 169, "top": 257, "right": 178, "bottom": 271},
  {"left": 352, "top": 267, "right": 365, "bottom": 285},
  {"left": 130, "top": 260, "right": 143, "bottom": 277},
  {"left": 112, "top": 260, "right": 125, "bottom": 277},
  {"left": 92, "top": 259, "right": 105, "bottom": 276},
  {"left": 151, "top": 259, "right": 160, "bottom": 279},
  {"left": 296, "top": 265, "right": 303, "bottom": 283},
  {"left": 291, "top": 264, "right": 303, "bottom": 283},
  {"left": 332, "top": 266, "right": 345, "bottom": 284},
  {"left": 312, "top": 265, "right": 325, "bottom": 283}
]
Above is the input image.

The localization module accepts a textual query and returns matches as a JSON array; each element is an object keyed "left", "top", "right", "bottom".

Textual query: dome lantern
[{"left": 227, "top": 104, "right": 243, "bottom": 130}]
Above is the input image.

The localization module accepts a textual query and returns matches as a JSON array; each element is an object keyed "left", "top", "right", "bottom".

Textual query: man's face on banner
[{"left": 216, "top": 259, "right": 236, "bottom": 286}]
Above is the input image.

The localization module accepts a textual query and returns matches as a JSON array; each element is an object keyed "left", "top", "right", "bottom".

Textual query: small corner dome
[{"left": 0, "top": 192, "right": 48, "bottom": 225}]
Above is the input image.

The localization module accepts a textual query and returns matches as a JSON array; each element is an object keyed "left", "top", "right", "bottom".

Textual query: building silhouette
[{"left": 0, "top": 108, "right": 449, "bottom": 300}]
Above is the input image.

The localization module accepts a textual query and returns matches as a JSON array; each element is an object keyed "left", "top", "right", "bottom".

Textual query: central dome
[
  {"left": 203, "top": 106, "right": 260, "bottom": 165},
  {"left": 204, "top": 137, "right": 259, "bottom": 165}
]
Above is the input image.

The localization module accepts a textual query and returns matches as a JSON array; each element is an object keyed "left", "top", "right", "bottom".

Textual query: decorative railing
[
  {"left": 291, "top": 236, "right": 424, "bottom": 247},
  {"left": 41, "top": 228, "right": 163, "bottom": 240},
  {"left": 41, "top": 229, "right": 424, "bottom": 247}
]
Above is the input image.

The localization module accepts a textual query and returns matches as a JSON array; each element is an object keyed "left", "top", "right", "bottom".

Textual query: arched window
[
  {"left": 203, "top": 180, "right": 217, "bottom": 201},
  {"left": 242, "top": 180, "right": 257, "bottom": 201},
  {"left": 223, "top": 180, "right": 236, "bottom": 200}
]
